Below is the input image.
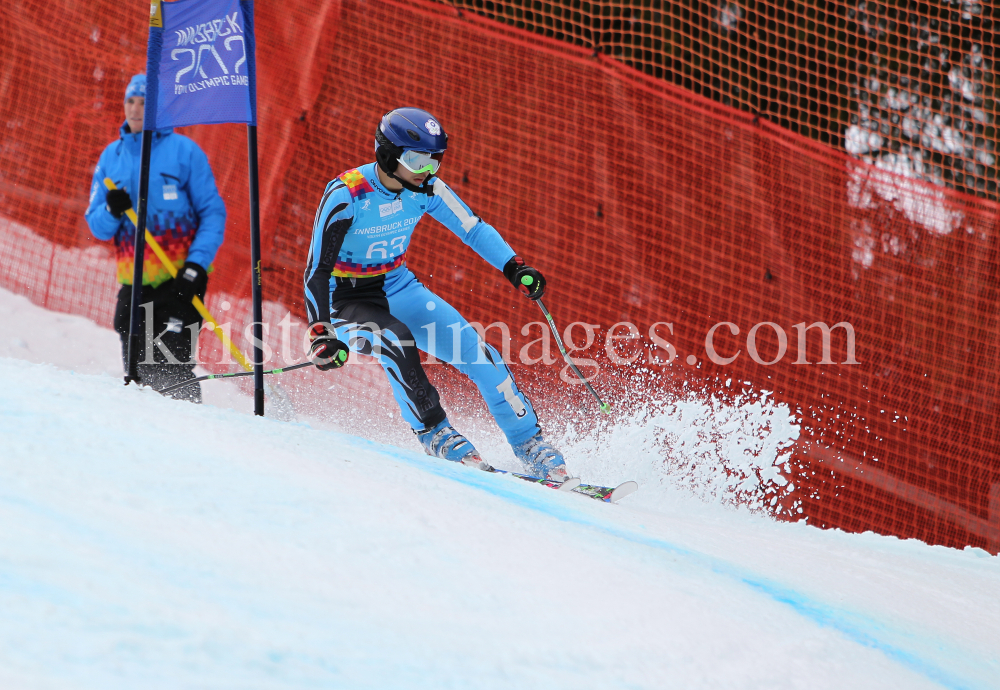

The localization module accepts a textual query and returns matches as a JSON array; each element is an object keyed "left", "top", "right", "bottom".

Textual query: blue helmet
[{"left": 375, "top": 108, "right": 447, "bottom": 186}]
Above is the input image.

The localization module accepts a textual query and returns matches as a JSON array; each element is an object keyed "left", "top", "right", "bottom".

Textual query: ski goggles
[{"left": 397, "top": 149, "right": 444, "bottom": 175}]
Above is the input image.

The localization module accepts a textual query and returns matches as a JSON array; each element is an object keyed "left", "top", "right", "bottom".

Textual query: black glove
[
  {"left": 105, "top": 188, "right": 132, "bottom": 219},
  {"left": 308, "top": 323, "right": 349, "bottom": 371},
  {"left": 503, "top": 255, "right": 546, "bottom": 300},
  {"left": 173, "top": 261, "right": 208, "bottom": 304}
]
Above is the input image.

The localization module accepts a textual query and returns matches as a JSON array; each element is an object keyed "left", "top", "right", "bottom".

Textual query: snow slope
[{"left": 0, "top": 290, "right": 998, "bottom": 689}]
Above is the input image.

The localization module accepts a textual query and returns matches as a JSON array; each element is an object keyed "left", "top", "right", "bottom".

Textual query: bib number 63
[{"left": 366, "top": 236, "right": 407, "bottom": 259}]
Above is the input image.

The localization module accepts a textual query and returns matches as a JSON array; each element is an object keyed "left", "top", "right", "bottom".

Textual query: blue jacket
[
  {"left": 304, "top": 163, "right": 515, "bottom": 323},
  {"left": 85, "top": 122, "right": 226, "bottom": 287}
]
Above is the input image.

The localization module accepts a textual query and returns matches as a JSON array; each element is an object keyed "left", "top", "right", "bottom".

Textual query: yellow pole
[{"left": 103, "top": 177, "right": 253, "bottom": 372}]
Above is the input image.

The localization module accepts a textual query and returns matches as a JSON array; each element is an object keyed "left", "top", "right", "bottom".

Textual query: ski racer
[
  {"left": 303, "top": 107, "right": 570, "bottom": 482},
  {"left": 84, "top": 73, "right": 226, "bottom": 402}
]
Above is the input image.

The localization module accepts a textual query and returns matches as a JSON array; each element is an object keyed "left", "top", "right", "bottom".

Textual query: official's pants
[{"left": 113, "top": 280, "right": 205, "bottom": 403}]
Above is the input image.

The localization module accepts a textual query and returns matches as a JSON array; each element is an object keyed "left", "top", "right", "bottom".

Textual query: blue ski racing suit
[{"left": 303, "top": 163, "right": 540, "bottom": 446}]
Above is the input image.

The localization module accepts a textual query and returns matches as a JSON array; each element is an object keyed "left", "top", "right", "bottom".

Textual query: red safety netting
[
  {"left": 0, "top": 0, "right": 997, "bottom": 552},
  {"left": 446, "top": 0, "right": 998, "bottom": 201}
]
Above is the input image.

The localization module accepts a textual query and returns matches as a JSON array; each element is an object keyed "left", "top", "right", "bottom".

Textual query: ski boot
[
  {"left": 417, "top": 419, "right": 493, "bottom": 471},
  {"left": 512, "top": 432, "right": 570, "bottom": 483}
]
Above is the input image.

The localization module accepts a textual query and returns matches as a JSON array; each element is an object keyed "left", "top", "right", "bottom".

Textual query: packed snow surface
[{"left": 0, "top": 288, "right": 998, "bottom": 689}]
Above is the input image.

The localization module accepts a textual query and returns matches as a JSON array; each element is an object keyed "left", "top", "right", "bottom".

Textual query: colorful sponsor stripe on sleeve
[{"left": 339, "top": 169, "right": 374, "bottom": 198}]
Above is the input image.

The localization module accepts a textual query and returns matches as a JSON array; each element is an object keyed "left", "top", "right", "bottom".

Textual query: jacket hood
[
  {"left": 118, "top": 120, "right": 174, "bottom": 140},
  {"left": 118, "top": 121, "right": 174, "bottom": 155}
]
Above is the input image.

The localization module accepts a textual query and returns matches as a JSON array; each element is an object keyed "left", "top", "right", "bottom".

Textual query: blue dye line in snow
[{"left": 338, "top": 433, "right": 984, "bottom": 690}]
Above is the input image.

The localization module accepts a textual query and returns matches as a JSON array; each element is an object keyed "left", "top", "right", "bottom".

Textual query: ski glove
[
  {"left": 503, "top": 255, "right": 546, "bottom": 300},
  {"left": 173, "top": 261, "right": 208, "bottom": 305},
  {"left": 308, "top": 323, "right": 350, "bottom": 371},
  {"left": 105, "top": 188, "right": 132, "bottom": 219}
]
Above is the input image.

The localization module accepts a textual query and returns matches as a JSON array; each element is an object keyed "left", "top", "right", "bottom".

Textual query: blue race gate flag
[{"left": 145, "top": 0, "right": 257, "bottom": 129}]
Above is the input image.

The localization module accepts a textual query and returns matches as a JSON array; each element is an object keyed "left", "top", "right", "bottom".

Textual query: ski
[
  {"left": 489, "top": 467, "right": 582, "bottom": 492},
  {"left": 488, "top": 467, "right": 638, "bottom": 504},
  {"left": 445, "top": 456, "right": 636, "bottom": 503},
  {"left": 572, "top": 480, "right": 639, "bottom": 503}
]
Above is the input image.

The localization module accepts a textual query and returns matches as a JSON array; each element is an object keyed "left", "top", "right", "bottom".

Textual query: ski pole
[
  {"left": 103, "top": 178, "right": 254, "bottom": 371},
  {"left": 160, "top": 360, "right": 315, "bottom": 395},
  {"left": 534, "top": 298, "right": 611, "bottom": 413}
]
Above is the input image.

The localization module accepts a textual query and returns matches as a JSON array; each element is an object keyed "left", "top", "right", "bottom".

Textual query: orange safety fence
[{"left": 0, "top": 0, "right": 997, "bottom": 552}]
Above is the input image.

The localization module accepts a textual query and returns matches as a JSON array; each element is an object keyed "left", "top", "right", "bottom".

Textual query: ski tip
[
  {"left": 557, "top": 476, "right": 582, "bottom": 492},
  {"left": 609, "top": 481, "right": 639, "bottom": 503}
]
